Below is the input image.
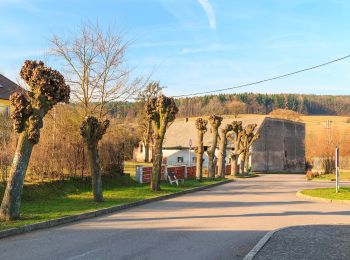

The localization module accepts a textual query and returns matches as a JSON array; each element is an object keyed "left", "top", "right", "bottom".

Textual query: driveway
[{"left": 1, "top": 174, "right": 350, "bottom": 260}]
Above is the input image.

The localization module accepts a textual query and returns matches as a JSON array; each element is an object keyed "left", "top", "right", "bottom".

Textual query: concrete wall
[{"left": 251, "top": 118, "right": 305, "bottom": 173}]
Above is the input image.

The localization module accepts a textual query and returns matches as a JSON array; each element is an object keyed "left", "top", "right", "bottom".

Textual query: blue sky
[{"left": 1, "top": 0, "right": 350, "bottom": 96}]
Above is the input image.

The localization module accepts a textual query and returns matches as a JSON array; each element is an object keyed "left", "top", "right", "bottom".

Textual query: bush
[
  {"left": 269, "top": 109, "right": 302, "bottom": 121},
  {"left": 306, "top": 171, "right": 319, "bottom": 180}
]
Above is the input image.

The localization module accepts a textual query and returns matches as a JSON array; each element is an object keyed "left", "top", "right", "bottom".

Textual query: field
[
  {"left": 0, "top": 175, "right": 225, "bottom": 231},
  {"left": 300, "top": 115, "right": 350, "bottom": 133},
  {"left": 219, "top": 114, "right": 350, "bottom": 133}
]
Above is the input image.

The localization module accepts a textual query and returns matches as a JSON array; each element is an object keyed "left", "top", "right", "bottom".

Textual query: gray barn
[{"left": 251, "top": 117, "right": 305, "bottom": 173}]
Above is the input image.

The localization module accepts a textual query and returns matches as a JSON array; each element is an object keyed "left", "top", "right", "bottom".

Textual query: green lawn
[
  {"left": 234, "top": 173, "right": 260, "bottom": 178},
  {"left": 301, "top": 186, "right": 350, "bottom": 200},
  {"left": 312, "top": 170, "right": 350, "bottom": 181},
  {"left": 0, "top": 175, "right": 225, "bottom": 231}
]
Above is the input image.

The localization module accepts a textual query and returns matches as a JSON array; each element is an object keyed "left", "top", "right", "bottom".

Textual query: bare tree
[
  {"left": 145, "top": 95, "right": 178, "bottom": 191},
  {"left": 50, "top": 21, "right": 140, "bottom": 202},
  {"left": 0, "top": 60, "right": 70, "bottom": 220},
  {"left": 228, "top": 121, "right": 244, "bottom": 176},
  {"left": 217, "top": 123, "right": 233, "bottom": 178},
  {"left": 240, "top": 124, "right": 260, "bottom": 175},
  {"left": 194, "top": 118, "right": 208, "bottom": 181},
  {"left": 207, "top": 115, "right": 223, "bottom": 179},
  {"left": 138, "top": 81, "right": 162, "bottom": 162}
]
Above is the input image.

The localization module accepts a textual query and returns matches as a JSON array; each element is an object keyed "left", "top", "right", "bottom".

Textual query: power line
[{"left": 172, "top": 54, "right": 350, "bottom": 98}]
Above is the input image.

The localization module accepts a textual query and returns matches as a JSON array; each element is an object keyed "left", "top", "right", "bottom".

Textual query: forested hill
[
  {"left": 175, "top": 93, "right": 350, "bottom": 118},
  {"left": 108, "top": 93, "right": 350, "bottom": 120}
]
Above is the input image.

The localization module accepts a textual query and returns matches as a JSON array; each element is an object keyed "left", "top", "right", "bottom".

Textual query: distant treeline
[{"left": 107, "top": 93, "right": 350, "bottom": 120}]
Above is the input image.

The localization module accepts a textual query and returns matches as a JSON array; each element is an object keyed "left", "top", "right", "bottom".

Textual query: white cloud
[
  {"left": 197, "top": 0, "right": 216, "bottom": 30},
  {"left": 181, "top": 43, "right": 235, "bottom": 54}
]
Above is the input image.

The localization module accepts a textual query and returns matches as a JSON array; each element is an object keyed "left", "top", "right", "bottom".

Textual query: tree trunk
[
  {"left": 151, "top": 138, "right": 162, "bottom": 191},
  {"left": 144, "top": 142, "right": 150, "bottom": 162},
  {"left": 207, "top": 128, "right": 219, "bottom": 179},
  {"left": 0, "top": 132, "right": 34, "bottom": 220},
  {"left": 196, "top": 132, "right": 204, "bottom": 181},
  {"left": 241, "top": 154, "right": 246, "bottom": 175},
  {"left": 217, "top": 137, "right": 226, "bottom": 178},
  {"left": 144, "top": 120, "right": 152, "bottom": 162},
  {"left": 86, "top": 143, "right": 103, "bottom": 202},
  {"left": 231, "top": 154, "right": 238, "bottom": 176},
  {"left": 207, "top": 152, "right": 214, "bottom": 179},
  {"left": 244, "top": 152, "right": 250, "bottom": 175},
  {"left": 196, "top": 150, "right": 203, "bottom": 181}
]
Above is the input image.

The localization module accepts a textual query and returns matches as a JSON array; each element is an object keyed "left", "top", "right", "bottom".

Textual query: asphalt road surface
[{"left": 1, "top": 174, "right": 350, "bottom": 260}]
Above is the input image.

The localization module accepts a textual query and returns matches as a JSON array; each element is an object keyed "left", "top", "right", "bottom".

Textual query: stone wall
[{"left": 135, "top": 164, "right": 232, "bottom": 183}]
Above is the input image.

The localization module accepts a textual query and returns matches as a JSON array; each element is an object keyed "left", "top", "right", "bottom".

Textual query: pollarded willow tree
[
  {"left": 240, "top": 124, "right": 260, "bottom": 175},
  {"left": 138, "top": 81, "right": 163, "bottom": 162},
  {"left": 0, "top": 60, "right": 70, "bottom": 220},
  {"left": 51, "top": 22, "right": 140, "bottom": 202},
  {"left": 217, "top": 123, "right": 233, "bottom": 178},
  {"left": 194, "top": 118, "right": 208, "bottom": 181},
  {"left": 145, "top": 94, "right": 178, "bottom": 191},
  {"left": 80, "top": 117, "right": 109, "bottom": 202},
  {"left": 207, "top": 115, "right": 223, "bottom": 179},
  {"left": 228, "top": 121, "right": 244, "bottom": 176}
]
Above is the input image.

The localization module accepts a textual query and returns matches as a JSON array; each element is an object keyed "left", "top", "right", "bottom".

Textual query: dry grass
[{"left": 301, "top": 115, "right": 350, "bottom": 133}]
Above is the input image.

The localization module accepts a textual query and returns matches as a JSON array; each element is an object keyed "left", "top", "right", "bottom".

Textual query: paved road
[{"left": 1, "top": 174, "right": 350, "bottom": 260}]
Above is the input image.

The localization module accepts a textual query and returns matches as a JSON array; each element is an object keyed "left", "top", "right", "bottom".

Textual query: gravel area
[{"left": 254, "top": 225, "right": 350, "bottom": 260}]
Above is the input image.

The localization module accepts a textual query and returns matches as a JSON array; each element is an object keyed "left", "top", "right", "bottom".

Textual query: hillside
[{"left": 111, "top": 93, "right": 350, "bottom": 122}]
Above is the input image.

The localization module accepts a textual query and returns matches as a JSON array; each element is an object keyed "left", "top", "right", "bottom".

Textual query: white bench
[{"left": 167, "top": 172, "right": 184, "bottom": 186}]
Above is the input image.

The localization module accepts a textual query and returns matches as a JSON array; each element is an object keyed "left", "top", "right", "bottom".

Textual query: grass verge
[
  {"left": 300, "top": 186, "right": 350, "bottom": 200},
  {"left": 312, "top": 171, "right": 350, "bottom": 181},
  {"left": 234, "top": 173, "right": 260, "bottom": 178},
  {"left": 0, "top": 175, "right": 225, "bottom": 231}
]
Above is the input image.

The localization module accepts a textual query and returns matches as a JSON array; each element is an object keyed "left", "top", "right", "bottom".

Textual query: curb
[
  {"left": 296, "top": 191, "right": 350, "bottom": 205},
  {"left": 0, "top": 179, "right": 232, "bottom": 240}
]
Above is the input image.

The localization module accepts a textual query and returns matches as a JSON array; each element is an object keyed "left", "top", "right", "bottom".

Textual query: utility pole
[
  {"left": 188, "top": 139, "right": 192, "bottom": 166},
  {"left": 335, "top": 147, "right": 340, "bottom": 193},
  {"left": 323, "top": 120, "right": 332, "bottom": 145}
]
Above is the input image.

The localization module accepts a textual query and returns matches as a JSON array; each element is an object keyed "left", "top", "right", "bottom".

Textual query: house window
[
  {"left": 177, "top": 157, "right": 184, "bottom": 163},
  {"left": 192, "top": 157, "right": 196, "bottom": 162}
]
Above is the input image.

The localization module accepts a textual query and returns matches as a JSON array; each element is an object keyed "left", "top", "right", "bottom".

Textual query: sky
[{"left": 1, "top": 0, "right": 350, "bottom": 96}]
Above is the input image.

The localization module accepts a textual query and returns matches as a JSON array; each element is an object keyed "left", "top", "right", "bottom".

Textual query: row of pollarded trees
[
  {"left": 194, "top": 116, "right": 260, "bottom": 180},
  {"left": 0, "top": 22, "right": 142, "bottom": 221}
]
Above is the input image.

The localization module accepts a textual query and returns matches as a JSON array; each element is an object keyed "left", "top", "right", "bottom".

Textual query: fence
[{"left": 135, "top": 164, "right": 231, "bottom": 184}]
